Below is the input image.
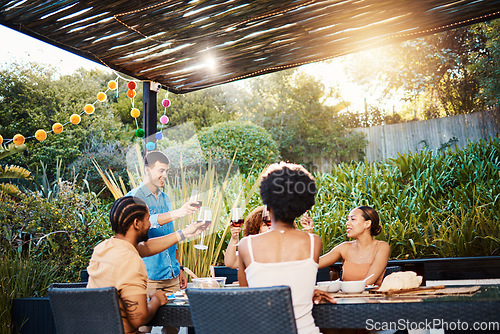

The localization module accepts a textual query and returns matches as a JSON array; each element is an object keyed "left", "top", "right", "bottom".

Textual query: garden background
[{"left": 1, "top": 19, "right": 500, "bottom": 333}]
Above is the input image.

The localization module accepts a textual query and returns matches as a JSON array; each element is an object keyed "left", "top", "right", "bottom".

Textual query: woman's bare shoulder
[
  {"left": 337, "top": 240, "right": 354, "bottom": 250},
  {"left": 376, "top": 240, "right": 390, "bottom": 248},
  {"left": 238, "top": 235, "right": 250, "bottom": 249},
  {"left": 376, "top": 240, "right": 390, "bottom": 251}
]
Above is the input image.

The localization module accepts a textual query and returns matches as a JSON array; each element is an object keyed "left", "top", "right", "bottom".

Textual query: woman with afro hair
[{"left": 238, "top": 162, "right": 324, "bottom": 334}]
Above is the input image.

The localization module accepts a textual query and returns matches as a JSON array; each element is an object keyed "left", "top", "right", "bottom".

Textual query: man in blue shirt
[{"left": 128, "top": 151, "right": 198, "bottom": 333}]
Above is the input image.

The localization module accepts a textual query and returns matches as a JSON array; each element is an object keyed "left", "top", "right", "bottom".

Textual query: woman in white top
[
  {"left": 225, "top": 207, "right": 315, "bottom": 269},
  {"left": 238, "top": 162, "right": 323, "bottom": 334}
]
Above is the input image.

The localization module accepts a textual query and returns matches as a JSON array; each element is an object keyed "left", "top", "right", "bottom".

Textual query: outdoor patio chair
[
  {"left": 186, "top": 285, "right": 297, "bottom": 334},
  {"left": 213, "top": 266, "right": 238, "bottom": 284},
  {"left": 384, "top": 265, "right": 402, "bottom": 278},
  {"left": 49, "top": 282, "right": 88, "bottom": 288},
  {"left": 316, "top": 267, "right": 331, "bottom": 282},
  {"left": 48, "top": 286, "right": 124, "bottom": 334}
]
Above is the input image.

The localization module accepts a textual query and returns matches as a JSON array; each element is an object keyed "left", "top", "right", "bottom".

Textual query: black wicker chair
[
  {"left": 48, "top": 286, "right": 124, "bottom": 334},
  {"left": 49, "top": 282, "right": 88, "bottom": 289},
  {"left": 186, "top": 285, "right": 297, "bottom": 334},
  {"left": 384, "top": 265, "right": 402, "bottom": 278}
]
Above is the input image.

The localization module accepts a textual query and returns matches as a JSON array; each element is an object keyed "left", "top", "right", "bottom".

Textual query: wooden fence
[{"left": 354, "top": 109, "right": 500, "bottom": 162}]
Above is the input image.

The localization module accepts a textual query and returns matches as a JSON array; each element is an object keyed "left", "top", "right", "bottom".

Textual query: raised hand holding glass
[{"left": 194, "top": 207, "right": 212, "bottom": 250}]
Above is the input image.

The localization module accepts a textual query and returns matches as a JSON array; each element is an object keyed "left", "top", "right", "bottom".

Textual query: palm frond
[
  {"left": 0, "top": 142, "right": 27, "bottom": 160},
  {"left": 0, "top": 182, "right": 20, "bottom": 196},
  {"left": 0, "top": 165, "right": 32, "bottom": 180}
]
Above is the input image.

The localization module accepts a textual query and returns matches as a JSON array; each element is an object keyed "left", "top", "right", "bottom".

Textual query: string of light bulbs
[{"left": 0, "top": 75, "right": 171, "bottom": 151}]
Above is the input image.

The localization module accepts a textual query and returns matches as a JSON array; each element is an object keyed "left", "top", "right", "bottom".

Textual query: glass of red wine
[
  {"left": 230, "top": 208, "right": 245, "bottom": 227},
  {"left": 262, "top": 205, "right": 272, "bottom": 227},
  {"left": 189, "top": 190, "right": 202, "bottom": 208},
  {"left": 194, "top": 207, "right": 211, "bottom": 250}
]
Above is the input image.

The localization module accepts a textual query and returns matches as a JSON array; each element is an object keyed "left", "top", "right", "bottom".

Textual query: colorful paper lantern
[
  {"left": 162, "top": 99, "right": 171, "bottom": 108},
  {"left": 136, "top": 128, "right": 145, "bottom": 137},
  {"left": 108, "top": 80, "right": 118, "bottom": 90},
  {"left": 146, "top": 142, "right": 155, "bottom": 150},
  {"left": 130, "top": 108, "right": 140, "bottom": 118},
  {"left": 160, "top": 115, "right": 169, "bottom": 124},
  {"left": 52, "top": 123, "right": 63, "bottom": 134},
  {"left": 127, "top": 89, "right": 136, "bottom": 99},
  {"left": 128, "top": 81, "right": 137, "bottom": 90},
  {"left": 13, "top": 134, "right": 25, "bottom": 146},
  {"left": 97, "top": 92, "right": 107, "bottom": 102},
  {"left": 0, "top": 134, "right": 3, "bottom": 145},
  {"left": 70, "top": 114, "right": 81, "bottom": 125},
  {"left": 84, "top": 104, "right": 95, "bottom": 114},
  {"left": 35, "top": 129, "right": 47, "bottom": 141},
  {"left": 155, "top": 132, "right": 163, "bottom": 140}
]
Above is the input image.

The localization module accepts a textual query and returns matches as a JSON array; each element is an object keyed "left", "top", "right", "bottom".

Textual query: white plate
[{"left": 174, "top": 297, "right": 188, "bottom": 301}]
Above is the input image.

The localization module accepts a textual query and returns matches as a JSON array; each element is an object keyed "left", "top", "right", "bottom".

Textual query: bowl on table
[
  {"left": 192, "top": 277, "right": 227, "bottom": 288},
  {"left": 316, "top": 280, "right": 341, "bottom": 292},
  {"left": 340, "top": 280, "right": 366, "bottom": 293}
]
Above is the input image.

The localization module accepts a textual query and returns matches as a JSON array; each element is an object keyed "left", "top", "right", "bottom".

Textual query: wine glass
[
  {"left": 189, "top": 190, "right": 203, "bottom": 209},
  {"left": 262, "top": 205, "right": 272, "bottom": 227},
  {"left": 230, "top": 208, "right": 245, "bottom": 227},
  {"left": 194, "top": 207, "right": 212, "bottom": 250}
]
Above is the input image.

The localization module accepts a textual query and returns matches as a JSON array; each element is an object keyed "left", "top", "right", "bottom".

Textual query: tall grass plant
[{"left": 0, "top": 252, "right": 59, "bottom": 334}]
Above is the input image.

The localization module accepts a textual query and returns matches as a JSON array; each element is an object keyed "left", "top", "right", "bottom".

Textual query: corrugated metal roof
[{"left": 1, "top": 0, "right": 499, "bottom": 93}]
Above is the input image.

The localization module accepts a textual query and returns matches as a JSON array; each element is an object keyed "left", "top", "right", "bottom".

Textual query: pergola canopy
[{"left": 1, "top": 0, "right": 500, "bottom": 94}]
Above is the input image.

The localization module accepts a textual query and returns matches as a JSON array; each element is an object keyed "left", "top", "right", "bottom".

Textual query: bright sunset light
[{"left": 301, "top": 47, "right": 405, "bottom": 114}]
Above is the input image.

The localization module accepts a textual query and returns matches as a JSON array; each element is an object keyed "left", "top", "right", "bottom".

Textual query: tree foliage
[
  {"left": 346, "top": 20, "right": 499, "bottom": 119},
  {"left": 225, "top": 70, "right": 366, "bottom": 167},
  {"left": 0, "top": 63, "right": 125, "bottom": 179},
  {"left": 470, "top": 19, "right": 500, "bottom": 107},
  {"left": 165, "top": 86, "right": 234, "bottom": 130},
  {"left": 198, "top": 121, "right": 280, "bottom": 175}
]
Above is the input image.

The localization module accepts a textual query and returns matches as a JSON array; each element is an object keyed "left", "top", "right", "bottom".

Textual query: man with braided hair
[{"left": 87, "top": 196, "right": 206, "bottom": 334}]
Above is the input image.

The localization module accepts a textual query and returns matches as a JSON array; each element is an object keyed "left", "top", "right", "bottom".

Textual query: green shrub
[
  {"left": 198, "top": 121, "right": 280, "bottom": 175},
  {"left": 0, "top": 181, "right": 111, "bottom": 282},
  {"left": 67, "top": 136, "right": 128, "bottom": 199}
]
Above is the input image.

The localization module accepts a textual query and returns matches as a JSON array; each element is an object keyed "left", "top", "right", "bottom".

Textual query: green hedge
[{"left": 198, "top": 121, "right": 280, "bottom": 175}]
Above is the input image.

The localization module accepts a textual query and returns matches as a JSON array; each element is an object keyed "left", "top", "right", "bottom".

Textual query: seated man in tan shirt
[{"left": 87, "top": 196, "right": 206, "bottom": 334}]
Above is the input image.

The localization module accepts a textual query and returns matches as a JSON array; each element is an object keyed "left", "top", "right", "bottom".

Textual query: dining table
[{"left": 148, "top": 285, "right": 500, "bottom": 332}]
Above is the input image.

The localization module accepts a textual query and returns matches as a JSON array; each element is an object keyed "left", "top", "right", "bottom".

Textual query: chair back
[
  {"left": 213, "top": 266, "right": 238, "bottom": 284},
  {"left": 384, "top": 265, "right": 402, "bottom": 278},
  {"left": 316, "top": 267, "right": 331, "bottom": 282},
  {"left": 50, "top": 282, "right": 88, "bottom": 288},
  {"left": 48, "top": 286, "right": 124, "bottom": 334},
  {"left": 186, "top": 285, "right": 297, "bottom": 334}
]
